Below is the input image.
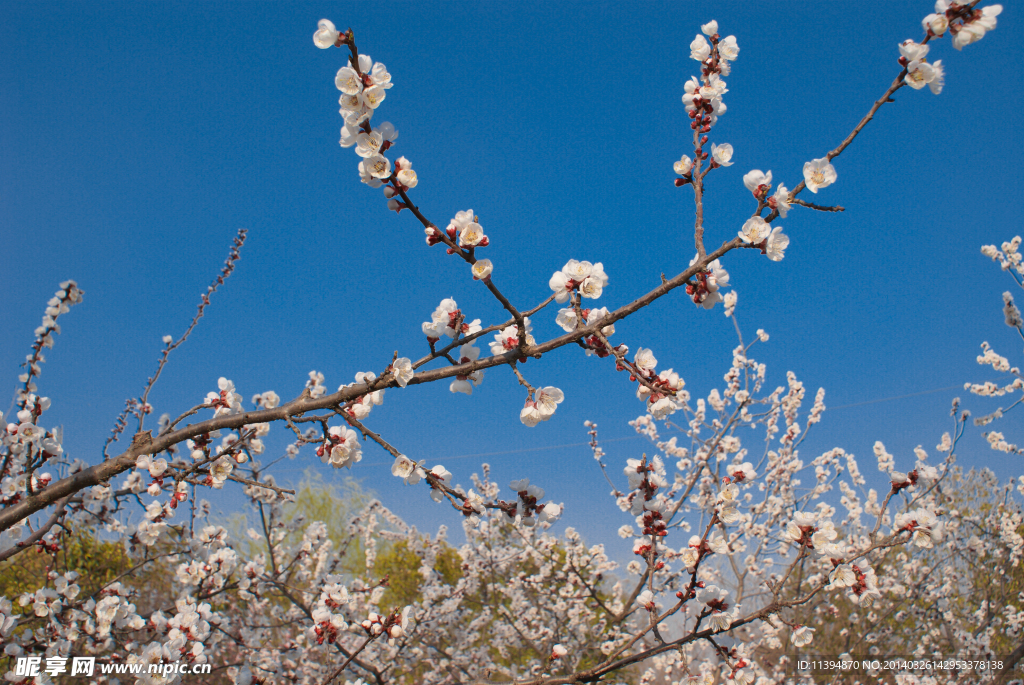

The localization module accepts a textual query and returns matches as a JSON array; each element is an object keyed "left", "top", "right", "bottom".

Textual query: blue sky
[{"left": 2, "top": 2, "right": 1022, "bottom": 558}]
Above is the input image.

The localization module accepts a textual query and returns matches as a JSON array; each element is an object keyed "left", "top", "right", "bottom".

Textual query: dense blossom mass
[{"left": 0, "top": 4, "right": 1015, "bottom": 685}]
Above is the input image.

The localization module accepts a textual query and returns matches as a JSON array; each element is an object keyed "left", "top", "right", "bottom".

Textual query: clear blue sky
[{"left": 2, "top": 2, "right": 1021, "bottom": 557}]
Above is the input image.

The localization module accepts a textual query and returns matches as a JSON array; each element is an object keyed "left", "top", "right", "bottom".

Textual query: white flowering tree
[{"left": 1, "top": 3, "right": 1022, "bottom": 685}]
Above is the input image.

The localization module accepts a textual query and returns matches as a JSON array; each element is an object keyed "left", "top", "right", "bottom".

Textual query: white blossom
[
  {"left": 313, "top": 19, "right": 339, "bottom": 49},
  {"left": 690, "top": 35, "right": 711, "bottom": 62},
  {"left": 711, "top": 143, "right": 733, "bottom": 167},
  {"left": 803, "top": 157, "right": 836, "bottom": 193},
  {"left": 742, "top": 169, "right": 771, "bottom": 194},
  {"left": 765, "top": 226, "right": 789, "bottom": 261},
  {"left": 738, "top": 216, "right": 770, "bottom": 244}
]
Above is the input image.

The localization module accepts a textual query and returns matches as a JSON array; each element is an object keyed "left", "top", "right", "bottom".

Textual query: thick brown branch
[{"left": 0, "top": 240, "right": 738, "bottom": 535}]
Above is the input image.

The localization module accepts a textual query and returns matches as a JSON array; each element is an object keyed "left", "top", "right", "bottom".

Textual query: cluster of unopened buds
[
  {"left": 312, "top": 618, "right": 340, "bottom": 645},
  {"left": 641, "top": 508, "right": 667, "bottom": 538},
  {"left": 27, "top": 280, "right": 83, "bottom": 353},
  {"left": 167, "top": 481, "right": 189, "bottom": 509},
  {"left": 34, "top": 534, "right": 60, "bottom": 555},
  {"left": 582, "top": 336, "right": 623, "bottom": 359},
  {"left": 360, "top": 607, "right": 411, "bottom": 645}
]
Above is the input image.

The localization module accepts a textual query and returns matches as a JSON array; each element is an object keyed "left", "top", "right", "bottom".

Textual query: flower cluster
[
  {"left": 503, "top": 478, "right": 562, "bottom": 527},
  {"left": 340, "top": 371, "right": 386, "bottom": 420},
  {"left": 564, "top": 307, "right": 625, "bottom": 359},
  {"left": 426, "top": 464, "right": 453, "bottom": 502},
  {"left": 316, "top": 425, "right": 363, "bottom": 468},
  {"left": 489, "top": 318, "right": 535, "bottom": 356},
  {"left": 624, "top": 455, "right": 668, "bottom": 517},
  {"left": 697, "top": 585, "right": 737, "bottom": 632},
  {"left": 738, "top": 216, "right": 789, "bottom": 261},
  {"left": 204, "top": 377, "right": 243, "bottom": 417},
  {"left": 424, "top": 209, "right": 491, "bottom": 257},
  {"left": 899, "top": 40, "right": 945, "bottom": 93},
  {"left": 315, "top": 20, "right": 410, "bottom": 199},
  {"left": 743, "top": 169, "right": 791, "bottom": 218},
  {"left": 827, "top": 562, "right": 882, "bottom": 606},
  {"left": 549, "top": 259, "right": 608, "bottom": 304},
  {"left": 686, "top": 255, "right": 730, "bottom": 309},
  {"left": 922, "top": 2, "right": 1002, "bottom": 50},
  {"left": 675, "top": 21, "right": 739, "bottom": 185},
  {"left": 629, "top": 349, "right": 687, "bottom": 420},
  {"left": 385, "top": 156, "right": 418, "bottom": 212},
  {"left": 894, "top": 507, "right": 944, "bottom": 548},
  {"left": 715, "top": 482, "right": 741, "bottom": 524},
  {"left": 422, "top": 298, "right": 481, "bottom": 341},
  {"left": 981, "top": 235, "right": 1023, "bottom": 278}
]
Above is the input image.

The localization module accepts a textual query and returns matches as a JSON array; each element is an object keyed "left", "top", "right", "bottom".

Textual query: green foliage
[
  {"left": 0, "top": 526, "right": 130, "bottom": 615},
  {"left": 375, "top": 539, "right": 463, "bottom": 610}
]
